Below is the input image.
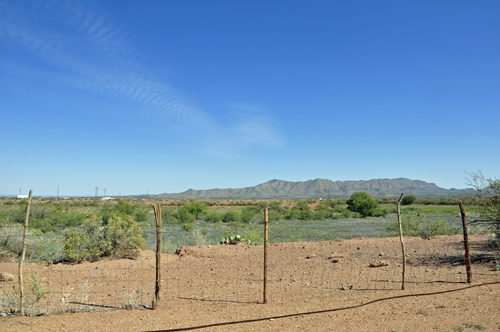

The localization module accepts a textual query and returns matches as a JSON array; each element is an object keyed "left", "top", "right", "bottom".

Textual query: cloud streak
[{"left": 0, "top": 0, "right": 285, "bottom": 158}]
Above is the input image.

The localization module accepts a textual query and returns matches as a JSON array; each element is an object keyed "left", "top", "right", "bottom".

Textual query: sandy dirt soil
[{"left": 1, "top": 234, "right": 499, "bottom": 331}]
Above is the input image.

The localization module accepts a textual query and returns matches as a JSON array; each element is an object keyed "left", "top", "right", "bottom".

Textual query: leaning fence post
[
  {"left": 397, "top": 193, "right": 406, "bottom": 290},
  {"left": 263, "top": 207, "right": 268, "bottom": 304},
  {"left": 19, "top": 189, "right": 33, "bottom": 316},
  {"left": 459, "top": 202, "right": 472, "bottom": 283},
  {"left": 152, "top": 203, "right": 162, "bottom": 309}
]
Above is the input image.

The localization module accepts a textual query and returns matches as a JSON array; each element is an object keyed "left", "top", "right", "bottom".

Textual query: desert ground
[{"left": 1, "top": 234, "right": 499, "bottom": 332}]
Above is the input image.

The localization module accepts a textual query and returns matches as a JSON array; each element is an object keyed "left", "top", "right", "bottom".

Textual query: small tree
[
  {"left": 183, "top": 201, "right": 208, "bottom": 219},
  {"left": 466, "top": 171, "right": 500, "bottom": 243},
  {"left": 346, "top": 192, "right": 379, "bottom": 217}
]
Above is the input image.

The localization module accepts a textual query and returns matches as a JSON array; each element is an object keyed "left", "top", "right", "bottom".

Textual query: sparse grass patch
[{"left": 463, "top": 323, "right": 486, "bottom": 330}]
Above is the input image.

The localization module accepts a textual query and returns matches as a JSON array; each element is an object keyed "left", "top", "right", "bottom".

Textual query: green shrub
[
  {"left": 311, "top": 209, "right": 332, "bottom": 220},
  {"left": 401, "top": 195, "right": 417, "bottom": 205},
  {"left": 257, "top": 201, "right": 268, "bottom": 209},
  {"left": 176, "top": 207, "right": 195, "bottom": 223},
  {"left": 106, "top": 214, "right": 146, "bottom": 258},
  {"left": 161, "top": 207, "right": 179, "bottom": 224},
  {"left": 285, "top": 201, "right": 313, "bottom": 220},
  {"left": 133, "top": 209, "right": 149, "bottom": 222},
  {"left": 338, "top": 208, "right": 361, "bottom": 218},
  {"left": 0, "top": 224, "right": 45, "bottom": 261},
  {"left": 370, "top": 208, "right": 389, "bottom": 217},
  {"left": 222, "top": 210, "right": 241, "bottom": 223},
  {"left": 240, "top": 207, "right": 257, "bottom": 223},
  {"left": 268, "top": 210, "right": 285, "bottom": 221},
  {"left": 346, "top": 192, "right": 379, "bottom": 217},
  {"left": 61, "top": 213, "right": 145, "bottom": 262},
  {"left": 61, "top": 229, "right": 93, "bottom": 262},
  {"left": 115, "top": 200, "right": 136, "bottom": 215},
  {"left": 318, "top": 199, "right": 336, "bottom": 209},
  {"left": 204, "top": 212, "right": 223, "bottom": 223}
]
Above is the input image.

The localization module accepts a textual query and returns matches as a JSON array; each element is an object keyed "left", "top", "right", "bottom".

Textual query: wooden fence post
[
  {"left": 459, "top": 202, "right": 472, "bottom": 283},
  {"left": 19, "top": 189, "right": 33, "bottom": 316},
  {"left": 152, "top": 203, "right": 162, "bottom": 309},
  {"left": 397, "top": 193, "right": 406, "bottom": 290},
  {"left": 263, "top": 208, "right": 268, "bottom": 304}
]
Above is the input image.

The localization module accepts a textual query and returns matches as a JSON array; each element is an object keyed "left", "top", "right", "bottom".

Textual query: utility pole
[
  {"left": 104, "top": 189, "right": 107, "bottom": 198},
  {"left": 329, "top": 188, "right": 331, "bottom": 200},
  {"left": 95, "top": 187, "right": 98, "bottom": 198},
  {"left": 57, "top": 186, "right": 59, "bottom": 200},
  {"left": 19, "top": 188, "right": 22, "bottom": 195},
  {"left": 147, "top": 188, "right": 149, "bottom": 200}
]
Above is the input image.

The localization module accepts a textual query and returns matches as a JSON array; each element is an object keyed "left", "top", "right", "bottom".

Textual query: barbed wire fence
[{"left": 1, "top": 196, "right": 499, "bottom": 318}]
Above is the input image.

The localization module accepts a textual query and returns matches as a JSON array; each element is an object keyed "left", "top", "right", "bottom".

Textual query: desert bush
[
  {"left": 29, "top": 210, "right": 85, "bottom": 232},
  {"left": 265, "top": 201, "right": 289, "bottom": 221},
  {"left": 106, "top": 214, "right": 146, "bottom": 258},
  {"left": 318, "top": 199, "right": 336, "bottom": 209},
  {"left": 115, "top": 200, "right": 136, "bottom": 215},
  {"left": 133, "top": 208, "right": 150, "bottom": 222},
  {"left": 346, "top": 192, "right": 379, "bottom": 217},
  {"left": 386, "top": 213, "right": 459, "bottom": 239},
  {"left": 285, "top": 201, "right": 313, "bottom": 220},
  {"left": 0, "top": 224, "right": 42, "bottom": 261},
  {"left": 268, "top": 201, "right": 287, "bottom": 212},
  {"left": 161, "top": 207, "right": 179, "bottom": 224},
  {"left": 61, "top": 213, "right": 145, "bottom": 262},
  {"left": 204, "top": 212, "right": 223, "bottom": 223},
  {"left": 221, "top": 210, "right": 241, "bottom": 223},
  {"left": 370, "top": 208, "right": 389, "bottom": 217},
  {"left": 176, "top": 207, "right": 195, "bottom": 223},
  {"left": 401, "top": 195, "right": 417, "bottom": 205},
  {"left": 311, "top": 209, "right": 332, "bottom": 220},
  {"left": 337, "top": 207, "right": 361, "bottom": 219},
  {"left": 240, "top": 207, "right": 257, "bottom": 223}
]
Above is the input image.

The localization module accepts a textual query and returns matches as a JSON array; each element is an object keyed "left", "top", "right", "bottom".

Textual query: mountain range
[{"left": 130, "top": 178, "right": 472, "bottom": 199}]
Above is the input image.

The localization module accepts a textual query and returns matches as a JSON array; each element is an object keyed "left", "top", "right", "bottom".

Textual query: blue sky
[{"left": 1, "top": 0, "right": 499, "bottom": 197}]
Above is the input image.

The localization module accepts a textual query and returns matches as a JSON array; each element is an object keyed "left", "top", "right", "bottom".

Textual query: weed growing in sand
[{"left": 29, "top": 271, "right": 50, "bottom": 302}]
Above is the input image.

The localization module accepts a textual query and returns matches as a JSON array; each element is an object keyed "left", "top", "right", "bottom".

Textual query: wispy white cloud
[{"left": 0, "top": 0, "right": 285, "bottom": 158}]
